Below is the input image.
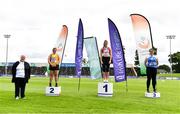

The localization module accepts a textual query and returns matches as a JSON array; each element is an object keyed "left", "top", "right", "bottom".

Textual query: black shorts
[
  {"left": 102, "top": 57, "right": 110, "bottom": 72},
  {"left": 49, "top": 65, "right": 59, "bottom": 71}
]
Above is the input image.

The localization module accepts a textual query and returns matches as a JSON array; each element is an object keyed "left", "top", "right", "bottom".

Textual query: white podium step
[
  {"left": 98, "top": 83, "right": 113, "bottom": 97},
  {"left": 145, "top": 92, "right": 160, "bottom": 98},
  {"left": 45, "top": 87, "right": 61, "bottom": 96}
]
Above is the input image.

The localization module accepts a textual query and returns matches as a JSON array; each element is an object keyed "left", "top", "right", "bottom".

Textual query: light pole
[
  {"left": 166, "top": 35, "right": 175, "bottom": 79},
  {"left": 4, "top": 34, "right": 11, "bottom": 76}
]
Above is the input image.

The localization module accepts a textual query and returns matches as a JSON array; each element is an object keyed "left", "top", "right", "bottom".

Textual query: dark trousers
[
  {"left": 102, "top": 57, "right": 110, "bottom": 72},
  {"left": 15, "top": 78, "right": 26, "bottom": 98},
  {"left": 146, "top": 67, "right": 157, "bottom": 91}
]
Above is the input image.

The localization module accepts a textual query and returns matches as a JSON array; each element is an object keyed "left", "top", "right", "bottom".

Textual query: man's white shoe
[
  {"left": 15, "top": 97, "right": 19, "bottom": 100},
  {"left": 21, "top": 97, "right": 26, "bottom": 100}
]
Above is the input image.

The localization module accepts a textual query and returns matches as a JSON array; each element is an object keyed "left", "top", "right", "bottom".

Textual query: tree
[
  {"left": 134, "top": 50, "right": 140, "bottom": 66},
  {"left": 168, "top": 51, "right": 180, "bottom": 73},
  {"left": 134, "top": 50, "right": 141, "bottom": 76},
  {"left": 158, "top": 64, "right": 170, "bottom": 73}
]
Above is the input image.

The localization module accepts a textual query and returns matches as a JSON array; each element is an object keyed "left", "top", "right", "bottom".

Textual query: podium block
[
  {"left": 98, "top": 83, "right": 113, "bottom": 97},
  {"left": 145, "top": 92, "right": 160, "bottom": 98},
  {"left": 45, "top": 87, "right": 61, "bottom": 96}
]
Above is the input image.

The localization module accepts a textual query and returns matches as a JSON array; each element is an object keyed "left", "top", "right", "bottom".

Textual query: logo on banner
[
  {"left": 116, "top": 75, "right": 124, "bottom": 80},
  {"left": 138, "top": 37, "right": 150, "bottom": 49}
]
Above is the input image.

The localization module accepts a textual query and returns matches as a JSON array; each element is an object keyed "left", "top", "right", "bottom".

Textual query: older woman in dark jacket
[{"left": 12, "top": 55, "right": 31, "bottom": 99}]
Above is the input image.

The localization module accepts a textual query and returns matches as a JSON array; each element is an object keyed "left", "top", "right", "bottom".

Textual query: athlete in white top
[{"left": 100, "top": 40, "right": 112, "bottom": 83}]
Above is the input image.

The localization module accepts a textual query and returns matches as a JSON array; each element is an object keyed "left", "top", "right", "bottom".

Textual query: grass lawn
[{"left": 0, "top": 77, "right": 179, "bottom": 114}]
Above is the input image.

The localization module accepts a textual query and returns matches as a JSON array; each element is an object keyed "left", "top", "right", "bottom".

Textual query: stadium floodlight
[
  {"left": 166, "top": 35, "right": 175, "bottom": 79},
  {"left": 4, "top": 34, "right": 11, "bottom": 76}
]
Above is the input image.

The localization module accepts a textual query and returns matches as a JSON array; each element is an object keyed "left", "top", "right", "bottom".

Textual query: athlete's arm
[
  {"left": 100, "top": 48, "right": 103, "bottom": 64},
  {"left": 56, "top": 55, "right": 61, "bottom": 65},
  {"left": 144, "top": 57, "right": 148, "bottom": 67},
  {"left": 156, "top": 57, "right": 159, "bottom": 66},
  {"left": 109, "top": 48, "right": 112, "bottom": 64}
]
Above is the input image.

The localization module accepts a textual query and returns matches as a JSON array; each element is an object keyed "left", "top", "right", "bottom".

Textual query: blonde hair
[{"left": 103, "top": 40, "right": 108, "bottom": 47}]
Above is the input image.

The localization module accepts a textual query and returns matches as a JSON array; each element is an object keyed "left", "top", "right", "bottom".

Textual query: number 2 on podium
[
  {"left": 103, "top": 84, "right": 108, "bottom": 92},
  {"left": 50, "top": 88, "right": 54, "bottom": 93}
]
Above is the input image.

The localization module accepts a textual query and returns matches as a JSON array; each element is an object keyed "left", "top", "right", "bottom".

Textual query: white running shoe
[
  {"left": 15, "top": 97, "right": 19, "bottom": 100},
  {"left": 104, "top": 80, "right": 108, "bottom": 83},
  {"left": 21, "top": 97, "right": 26, "bottom": 100}
]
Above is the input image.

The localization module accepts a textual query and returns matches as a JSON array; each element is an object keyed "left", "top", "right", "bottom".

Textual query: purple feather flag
[
  {"left": 75, "top": 19, "right": 84, "bottom": 78},
  {"left": 108, "top": 18, "right": 126, "bottom": 82}
]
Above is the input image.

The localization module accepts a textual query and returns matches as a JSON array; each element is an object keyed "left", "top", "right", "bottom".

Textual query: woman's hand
[
  {"left": 109, "top": 60, "right": 111, "bottom": 64},
  {"left": 101, "top": 60, "right": 103, "bottom": 64},
  {"left": 55, "top": 62, "right": 59, "bottom": 65},
  {"left": 50, "top": 63, "right": 56, "bottom": 67}
]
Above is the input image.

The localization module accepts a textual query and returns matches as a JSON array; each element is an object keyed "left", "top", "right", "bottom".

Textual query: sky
[{"left": 0, "top": 0, "right": 179, "bottom": 66}]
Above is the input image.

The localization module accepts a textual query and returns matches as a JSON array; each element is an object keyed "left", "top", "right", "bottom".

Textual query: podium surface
[
  {"left": 98, "top": 83, "right": 113, "bottom": 97},
  {"left": 45, "top": 87, "right": 61, "bottom": 96},
  {"left": 145, "top": 92, "right": 160, "bottom": 98}
]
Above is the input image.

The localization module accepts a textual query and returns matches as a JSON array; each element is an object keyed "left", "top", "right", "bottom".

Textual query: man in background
[{"left": 12, "top": 55, "right": 31, "bottom": 100}]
